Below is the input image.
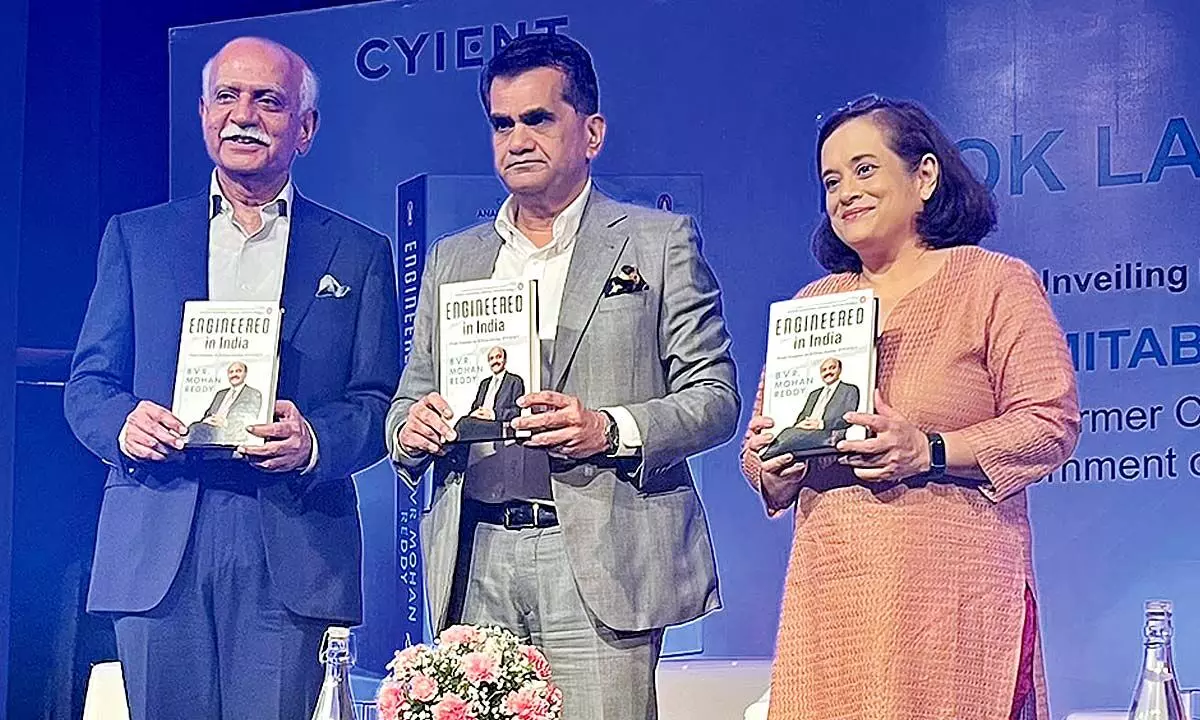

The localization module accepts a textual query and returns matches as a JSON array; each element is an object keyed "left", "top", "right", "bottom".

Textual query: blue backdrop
[
  {"left": 168, "top": 1, "right": 1200, "bottom": 715},
  {"left": 1, "top": 1, "right": 30, "bottom": 714}
]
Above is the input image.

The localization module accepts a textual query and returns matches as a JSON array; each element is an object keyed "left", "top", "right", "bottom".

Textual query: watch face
[
  {"left": 928, "top": 433, "right": 946, "bottom": 470},
  {"left": 603, "top": 413, "right": 619, "bottom": 450}
]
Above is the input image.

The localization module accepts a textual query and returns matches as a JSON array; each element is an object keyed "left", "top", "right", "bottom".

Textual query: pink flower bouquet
[{"left": 376, "top": 625, "right": 563, "bottom": 720}]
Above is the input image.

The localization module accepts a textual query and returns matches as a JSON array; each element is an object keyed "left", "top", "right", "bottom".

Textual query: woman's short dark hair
[
  {"left": 479, "top": 33, "right": 599, "bottom": 115},
  {"left": 810, "top": 95, "right": 997, "bottom": 274}
]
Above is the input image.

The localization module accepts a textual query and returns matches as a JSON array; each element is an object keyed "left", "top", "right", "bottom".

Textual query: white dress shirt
[
  {"left": 491, "top": 178, "right": 642, "bottom": 454},
  {"left": 482, "top": 371, "right": 506, "bottom": 412},
  {"left": 208, "top": 171, "right": 292, "bottom": 302}
]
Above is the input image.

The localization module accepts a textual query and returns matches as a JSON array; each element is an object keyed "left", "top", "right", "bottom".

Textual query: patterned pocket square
[
  {"left": 602, "top": 264, "right": 649, "bottom": 297},
  {"left": 316, "top": 274, "right": 351, "bottom": 299}
]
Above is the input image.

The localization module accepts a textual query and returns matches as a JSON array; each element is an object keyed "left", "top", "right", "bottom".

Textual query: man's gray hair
[{"left": 200, "top": 38, "right": 319, "bottom": 114}]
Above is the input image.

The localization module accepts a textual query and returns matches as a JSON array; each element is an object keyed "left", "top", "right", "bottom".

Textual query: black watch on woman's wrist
[{"left": 926, "top": 432, "right": 946, "bottom": 478}]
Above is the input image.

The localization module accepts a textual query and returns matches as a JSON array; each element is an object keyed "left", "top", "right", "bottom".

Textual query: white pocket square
[{"left": 316, "top": 274, "right": 351, "bottom": 299}]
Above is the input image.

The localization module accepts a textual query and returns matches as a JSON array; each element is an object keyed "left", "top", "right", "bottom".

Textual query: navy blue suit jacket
[
  {"left": 468, "top": 372, "right": 525, "bottom": 423},
  {"left": 64, "top": 190, "right": 400, "bottom": 624}
]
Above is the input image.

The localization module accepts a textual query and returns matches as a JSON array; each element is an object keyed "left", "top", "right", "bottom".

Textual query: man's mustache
[{"left": 220, "top": 123, "right": 272, "bottom": 146}]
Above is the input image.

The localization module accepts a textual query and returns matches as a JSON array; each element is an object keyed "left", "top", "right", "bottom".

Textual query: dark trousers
[{"left": 112, "top": 487, "right": 327, "bottom": 720}]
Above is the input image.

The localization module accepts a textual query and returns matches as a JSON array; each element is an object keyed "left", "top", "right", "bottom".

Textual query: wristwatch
[
  {"left": 599, "top": 410, "right": 620, "bottom": 455},
  {"left": 926, "top": 432, "right": 946, "bottom": 478}
]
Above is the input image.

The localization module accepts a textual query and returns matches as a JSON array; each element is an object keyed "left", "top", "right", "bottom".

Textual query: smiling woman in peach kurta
[
  {"left": 741, "top": 94, "right": 1080, "bottom": 720},
  {"left": 745, "top": 246, "right": 1078, "bottom": 720}
]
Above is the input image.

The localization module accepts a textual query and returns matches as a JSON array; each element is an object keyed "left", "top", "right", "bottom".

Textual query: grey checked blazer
[{"left": 385, "top": 190, "right": 739, "bottom": 633}]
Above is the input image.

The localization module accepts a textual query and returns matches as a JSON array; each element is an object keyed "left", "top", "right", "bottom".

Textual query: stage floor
[{"left": 657, "top": 658, "right": 772, "bottom": 720}]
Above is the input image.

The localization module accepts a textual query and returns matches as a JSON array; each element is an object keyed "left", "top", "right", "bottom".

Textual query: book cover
[
  {"left": 759, "top": 289, "right": 879, "bottom": 461},
  {"left": 171, "top": 300, "right": 282, "bottom": 448},
  {"left": 438, "top": 278, "right": 540, "bottom": 443}
]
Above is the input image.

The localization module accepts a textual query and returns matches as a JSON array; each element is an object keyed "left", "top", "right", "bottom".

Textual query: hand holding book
[
  {"left": 120, "top": 400, "right": 188, "bottom": 462},
  {"left": 396, "top": 391, "right": 457, "bottom": 456},
  {"left": 834, "top": 390, "right": 932, "bottom": 482},
  {"left": 238, "top": 400, "right": 315, "bottom": 473},
  {"left": 743, "top": 414, "right": 808, "bottom": 514},
  {"left": 510, "top": 391, "right": 610, "bottom": 459}
]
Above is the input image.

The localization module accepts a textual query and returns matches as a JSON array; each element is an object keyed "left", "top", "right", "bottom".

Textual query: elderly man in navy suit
[{"left": 64, "top": 36, "right": 399, "bottom": 720}]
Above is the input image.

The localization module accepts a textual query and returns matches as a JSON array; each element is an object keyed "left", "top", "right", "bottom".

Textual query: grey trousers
[{"left": 450, "top": 515, "right": 663, "bottom": 720}]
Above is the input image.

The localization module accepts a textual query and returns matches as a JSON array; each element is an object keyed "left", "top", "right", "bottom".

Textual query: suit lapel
[
  {"left": 448, "top": 228, "right": 503, "bottom": 283},
  {"left": 802, "top": 389, "right": 819, "bottom": 418},
  {"left": 168, "top": 193, "right": 211, "bottom": 302},
  {"left": 232, "top": 387, "right": 253, "bottom": 413},
  {"left": 211, "top": 388, "right": 229, "bottom": 414},
  {"left": 549, "top": 192, "right": 630, "bottom": 391},
  {"left": 280, "top": 193, "right": 340, "bottom": 344}
]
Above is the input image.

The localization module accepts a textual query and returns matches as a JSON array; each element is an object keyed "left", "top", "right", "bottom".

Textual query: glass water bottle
[
  {"left": 310, "top": 626, "right": 357, "bottom": 720},
  {"left": 1129, "top": 600, "right": 1187, "bottom": 720}
]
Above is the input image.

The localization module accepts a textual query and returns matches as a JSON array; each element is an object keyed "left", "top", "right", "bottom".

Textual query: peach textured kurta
[{"left": 742, "top": 246, "right": 1080, "bottom": 720}]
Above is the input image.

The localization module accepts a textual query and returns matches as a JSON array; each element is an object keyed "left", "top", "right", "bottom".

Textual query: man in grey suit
[{"left": 386, "top": 33, "right": 738, "bottom": 720}]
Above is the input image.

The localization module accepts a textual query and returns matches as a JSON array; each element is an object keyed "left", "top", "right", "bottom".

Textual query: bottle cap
[{"left": 325, "top": 626, "right": 351, "bottom": 640}]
